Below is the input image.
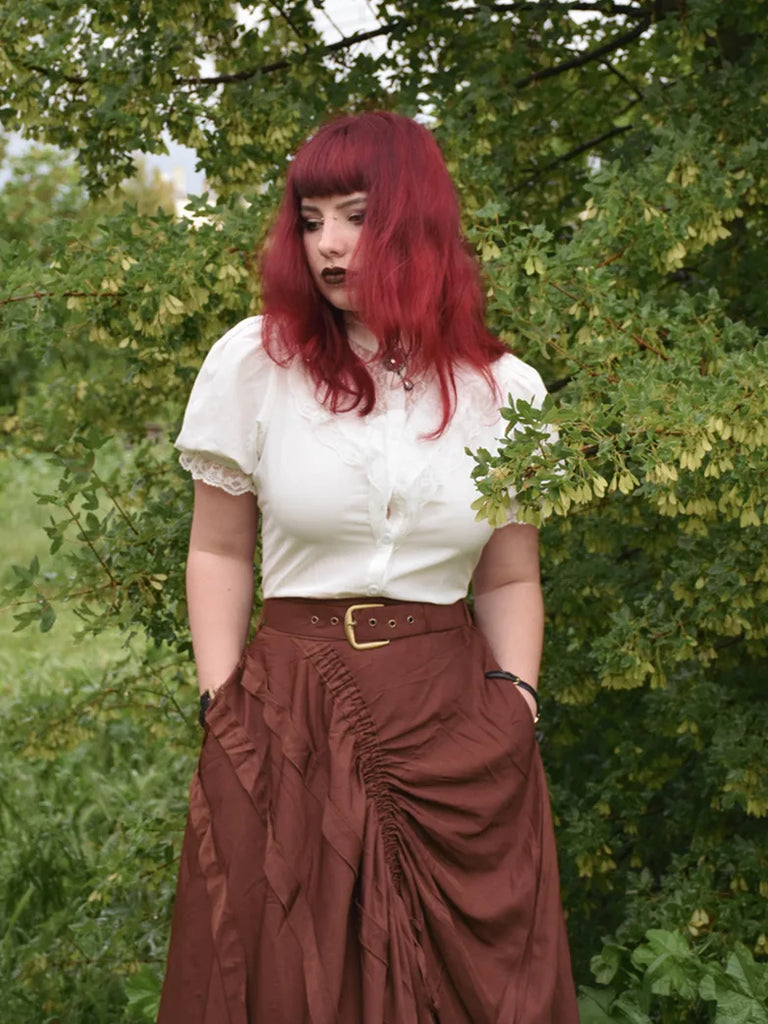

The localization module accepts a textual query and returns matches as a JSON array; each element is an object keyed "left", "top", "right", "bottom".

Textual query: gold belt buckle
[{"left": 343, "top": 603, "right": 390, "bottom": 650}]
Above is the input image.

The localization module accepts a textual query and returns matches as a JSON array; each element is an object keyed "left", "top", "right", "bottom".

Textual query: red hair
[{"left": 260, "top": 111, "right": 506, "bottom": 434}]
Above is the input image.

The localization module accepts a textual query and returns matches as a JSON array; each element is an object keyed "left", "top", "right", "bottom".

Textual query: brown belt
[{"left": 261, "top": 597, "right": 471, "bottom": 651}]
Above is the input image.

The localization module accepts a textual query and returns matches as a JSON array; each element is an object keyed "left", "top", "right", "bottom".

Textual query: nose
[{"left": 317, "top": 219, "right": 345, "bottom": 258}]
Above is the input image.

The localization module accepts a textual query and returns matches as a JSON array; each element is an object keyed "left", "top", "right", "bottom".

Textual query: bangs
[{"left": 288, "top": 123, "right": 374, "bottom": 198}]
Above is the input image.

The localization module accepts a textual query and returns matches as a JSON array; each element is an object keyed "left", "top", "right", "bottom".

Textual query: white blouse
[{"left": 175, "top": 317, "right": 549, "bottom": 604}]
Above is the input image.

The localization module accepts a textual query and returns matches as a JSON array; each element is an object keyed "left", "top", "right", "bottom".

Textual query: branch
[
  {"left": 24, "top": 63, "right": 87, "bottom": 86},
  {"left": 62, "top": 500, "right": 120, "bottom": 590},
  {"left": 0, "top": 582, "right": 114, "bottom": 614},
  {"left": 479, "top": 2, "right": 648, "bottom": 13},
  {"left": 516, "top": 121, "right": 634, "bottom": 189},
  {"left": 21, "top": 5, "right": 652, "bottom": 94},
  {"left": 177, "top": 5, "right": 652, "bottom": 88},
  {"left": 20, "top": 25, "right": 402, "bottom": 89},
  {"left": 269, "top": 2, "right": 305, "bottom": 41},
  {"left": 93, "top": 473, "right": 141, "bottom": 536},
  {"left": 560, "top": 121, "right": 633, "bottom": 160},
  {"left": 176, "top": 22, "right": 405, "bottom": 85},
  {"left": 595, "top": 246, "right": 629, "bottom": 268},
  {"left": 513, "top": 17, "right": 652, "bottom": 89}
]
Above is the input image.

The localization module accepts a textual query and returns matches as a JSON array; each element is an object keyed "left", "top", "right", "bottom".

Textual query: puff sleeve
[{"left": 175, "top": 316, "right": 275, "bottom": 497}]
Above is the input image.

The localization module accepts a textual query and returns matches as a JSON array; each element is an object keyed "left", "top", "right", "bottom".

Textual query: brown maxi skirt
[{"left": 157, "top": 598, "right": 579, "bottom": 1024}]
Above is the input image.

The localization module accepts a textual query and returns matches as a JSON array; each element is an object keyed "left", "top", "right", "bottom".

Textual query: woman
[{"left": 159, "top": 111, "right": 578, "bottom": 1024}]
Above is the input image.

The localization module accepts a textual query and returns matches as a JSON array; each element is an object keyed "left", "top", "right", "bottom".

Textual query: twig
[
  {"left": 23, "top": 62, "right": 86, "bottom": 85},
  {"left": 93, "top": 474, "right": 141, "bottom": 536},
  {"left": 515, "top": 122, "right": 634, "bottom": 190},
  {"left": 0, "top": 582, "right": 114, "bottom": 614},
  {"left": 63, "top": 500, "right": 120, "bottom": 591},
  {"left": 270, "top": 1, "right": 305, "bottom": 41},
  {"left": 313, "top": 0, "right": 346, "bottom": 40},
  {"left": 601, "top": 57, "right": 645, "bottom": 101},
  {"left": 596, "top": 246, "right": 629, "bottom": 268}
]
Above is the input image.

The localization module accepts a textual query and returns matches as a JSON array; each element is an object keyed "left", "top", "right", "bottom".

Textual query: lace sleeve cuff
[{"left": 178, "top": 452, "right": 257, "bottom": 497}]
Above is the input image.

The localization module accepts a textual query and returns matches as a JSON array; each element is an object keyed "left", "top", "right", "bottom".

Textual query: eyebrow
[{"left": 300, "top": 195, "right": 367, "bottom": 214}]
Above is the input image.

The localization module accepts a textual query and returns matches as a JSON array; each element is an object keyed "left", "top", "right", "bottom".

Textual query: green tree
[
  {"left": 0, "top": 146, "right": 177, "bottom": 417},
  {"left": 2, "top": 2, "right": 767, "bottom": 1020}
]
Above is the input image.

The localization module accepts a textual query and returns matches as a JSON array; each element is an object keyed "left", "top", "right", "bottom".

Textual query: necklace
[{"left": 382, "top": 347, "right": 415, "bottom": 391}]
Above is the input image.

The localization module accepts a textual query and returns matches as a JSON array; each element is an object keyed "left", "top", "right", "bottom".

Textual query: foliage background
[{"left": 2, "top": 1, "right": 767, "bottom": 1021}]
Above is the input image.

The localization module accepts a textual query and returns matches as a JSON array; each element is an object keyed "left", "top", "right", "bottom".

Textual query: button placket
[
  {"left": 381, "top": 404, "right": 406, "bottom": 538},
  {"left": 363, "top": 376, "right": 411, "bottom": 596}
]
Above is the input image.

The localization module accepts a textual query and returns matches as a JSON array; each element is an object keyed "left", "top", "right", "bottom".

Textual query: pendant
[{"left": 382, "top": 349, "right": 414, "bottom": 391}]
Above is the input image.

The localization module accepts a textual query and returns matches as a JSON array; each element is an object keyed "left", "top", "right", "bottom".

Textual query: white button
[
  {"left": 367, "top": 585, "right": 379, "bottom": 596},
  {"left": 383, "top": 531, "right": 393, "bottom": 543}
]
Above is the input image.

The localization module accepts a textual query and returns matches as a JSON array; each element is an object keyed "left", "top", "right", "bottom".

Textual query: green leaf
[
  {"left": 124, "top": 964, "right": 162, "bottom": 1021},
  {"left": 592, "top": 943, "right": 624, "bottom": 986},
  {"left": 578, "top": 986, "right": 619, "bottom": 1023},
  {"left": 611, "top": 995, "right": 652, "bottom": 1024},
  {"left": 39, "top": 603, "right": 56, "bottom": 633},
  {"left": 698, "top": 946, "right": 768, "bottom": 1024}
]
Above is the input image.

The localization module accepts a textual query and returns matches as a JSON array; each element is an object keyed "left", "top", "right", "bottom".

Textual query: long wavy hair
[{"left": 261, "top": 110, "right": 506, "bottom": 434}]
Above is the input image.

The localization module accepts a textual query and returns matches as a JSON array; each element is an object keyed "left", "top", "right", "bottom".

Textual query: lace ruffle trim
[{"left": 179, "top": 452, "right": 257, "bottom": 496}]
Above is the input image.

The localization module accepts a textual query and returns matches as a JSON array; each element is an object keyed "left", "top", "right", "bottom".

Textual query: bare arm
[
  {"left": 472, "top": 523, "right": 544, "bottom": 720},
  {"left": 186, "top": 480, "right": 259, "bottom": 695}
]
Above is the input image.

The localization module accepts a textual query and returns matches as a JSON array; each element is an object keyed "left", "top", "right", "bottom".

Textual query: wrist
[
  {"left": 518, "top": 686, "right": 539, "bottom": 723},
  {"left": 484, "top": 670, "right": 541, "bottom": 723}
]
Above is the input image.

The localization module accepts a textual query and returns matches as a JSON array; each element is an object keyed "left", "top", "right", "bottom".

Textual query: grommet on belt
[
  {"left": 330, "top": 616, "right": 339, "bottom": 625},
  {"left": 311, "top": 615, "right": 319, "bottom": 624}
]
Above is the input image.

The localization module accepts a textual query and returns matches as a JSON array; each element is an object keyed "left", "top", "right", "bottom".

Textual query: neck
[{"left": 344, "top": 313, "right": 378, "bottom": 352}]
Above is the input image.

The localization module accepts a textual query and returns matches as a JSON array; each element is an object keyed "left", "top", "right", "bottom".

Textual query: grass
[{"left": 0, "top": 451, "right": 131, "bottom": 688}]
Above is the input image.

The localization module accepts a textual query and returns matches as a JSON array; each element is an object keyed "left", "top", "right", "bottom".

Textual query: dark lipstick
[{"left": 321, "top": 267, "right": 347, "bottom": 285}]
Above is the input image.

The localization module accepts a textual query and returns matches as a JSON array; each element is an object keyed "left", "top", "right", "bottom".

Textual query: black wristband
[{"left": 485, "top": 670, "right": 541, "bottom": 723}]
